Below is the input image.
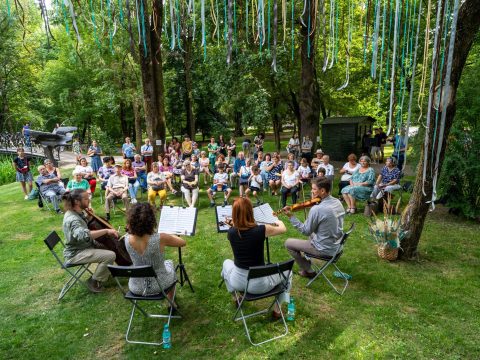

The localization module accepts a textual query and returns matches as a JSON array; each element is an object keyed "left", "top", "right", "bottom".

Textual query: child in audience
[
  {"left": 245, "top": 165, "right": 263, "bottom": 205},
  {"left": 238, "top": 158, "right": 252, "bottom": 197},
  {"left": 207, "top": 164, "right": 232, "bottom": 207}
]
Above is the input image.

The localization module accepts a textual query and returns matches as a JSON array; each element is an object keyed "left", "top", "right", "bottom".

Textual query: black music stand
[{"left": 158, "top": 206, "right": 198, "bottom": 292}]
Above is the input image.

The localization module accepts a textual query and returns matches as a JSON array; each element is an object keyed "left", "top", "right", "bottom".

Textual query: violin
[
  {"left": 85, "top": 208, "right": 132, "bottom": 266},
  {"left": 273, "top": 197, "right": 322, "bottom": 216}
]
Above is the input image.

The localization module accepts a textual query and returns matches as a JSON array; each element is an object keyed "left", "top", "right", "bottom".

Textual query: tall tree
[{"left": 401, "top": 0, "right": 480, "bottom": 259}]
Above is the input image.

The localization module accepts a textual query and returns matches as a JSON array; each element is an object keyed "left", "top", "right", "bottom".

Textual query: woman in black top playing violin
[{"left": 221, "top": 197, "right": 292, "bottom": 318}]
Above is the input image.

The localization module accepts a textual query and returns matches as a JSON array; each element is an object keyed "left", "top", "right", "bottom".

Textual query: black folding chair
[
  {"left": 108, "top": 265, "right": 181, "bottom": 346},
  {"left": 231, "top": 259, "right": 294, "bottom": 346},
  {"left": 304, "top": 223, "right": 355, "bottom": 294},
  {"left": 43, "top": 231, "right": 93, "bottom": 300}
]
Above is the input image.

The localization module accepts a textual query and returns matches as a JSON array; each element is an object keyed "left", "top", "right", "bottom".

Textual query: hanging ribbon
[
  {"left": 125, "top": 0, "right": 136, "bottom": 55},
  {"left": 272, "top": 0, "right": 278, "bottom": 71},
  {"left": 321, "top": 0, "right": 327, "bottom": 71},
  {"left": 201, "top": 0, "right": 207, "bottom": 59},
  {"left": 282, "top": 0, "right": 287, "bottom": 43},
  {"left": 328, "top": 0, "right": 335, "bottom": 69},
  {"left": 370, "top": 0, "right": 381, "bottom": 79},
  {"left": 421, "top": 0, "right": 443, "bottom": 196},
  {"left": 337, "top": 0, "right": 352, "bottom": 90},
  {"left": 90, "top": 0, "right": 101, "bottom": 48},
  {"left": 307, "top": 0, "right": 311, "bottom": 58},
  {"left": 169, "top": 0, "right": 176, "bottom": 49},
  {"left": 267, "top": 0, "right": 271, "bottom": 50},
  {"left": 376, "top": 0, "right": 387, "bottom": 104},
  {"left": 64, "top": 0, "right": 82, "bottom": 43},
  {"left": 118, "top": 0, "right": 124, "bottom": 23},
  {"left": 227, "top": 0, "right": 233, "bottom": 64},
  {"left": 386, "top": 0, "right": 400, "bottom": 137},
  {"left": 431, "top": 0, "right": 460, "bottom": 207},
  {"left": 291, "top": 0, "right": 295, "bottom": 60}
]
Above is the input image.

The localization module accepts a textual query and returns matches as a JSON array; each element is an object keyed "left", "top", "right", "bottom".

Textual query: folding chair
[
  {"left": 232, "top": 259, "right": 294, "bottom": 346},
  {"left": 43, "top": 231, "right": 93, "bottom": 300},
  {"left": 108, "top": 265, "right": 181, "bottom": 346},
  {"left": 35, "top": 182, "right": 60, "bottom": 212},
  {"left": 304, "top": 223, "right": 355, "bottom": 294}
]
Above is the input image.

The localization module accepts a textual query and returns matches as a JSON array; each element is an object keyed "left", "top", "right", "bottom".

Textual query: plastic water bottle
[
  {"left": 162, "top": 324, "right": 171, "bottom": 349},
  {"left": 287, "top": 297, "right": 295, "bottom": 321}
]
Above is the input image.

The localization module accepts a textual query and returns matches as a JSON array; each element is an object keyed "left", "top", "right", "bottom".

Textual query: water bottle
[
  {"left": 287, "top": 297, "right": 295, "bottom": 321},
  {"left": 162, "top": 324, "right": 171, "bottom": 349}
]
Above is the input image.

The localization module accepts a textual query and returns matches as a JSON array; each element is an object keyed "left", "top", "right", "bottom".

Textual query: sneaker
[
  {"left": 131, "top": 198, "right": 137, "bottom": 204},
  {"left": 86, "top": 277, "right": 104, "bottom": 293},
  {"left": 210, "top": 201, "right": 215, "bottom": 208},
  {"left": 56, "top": 209, "right": 64, "bottom": 215},
  {"left": 24, "top": 195, "right": 29, "bottom": 200},
  {"left": 298, "top": 270, "right": 316, "bottom": 279},
  {"left": 172, "top": 189, "right": 178, "bottom": 195},
  {"left": 106, "top": 213, "right": 111, "bottom": 221}
]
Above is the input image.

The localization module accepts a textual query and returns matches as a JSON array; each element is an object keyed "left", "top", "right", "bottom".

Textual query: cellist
[
  {"left": 283, "top": 178, "right": 346, "bottom": 278},
  {"left": 62, "top": 189, "right": 118, "bottom": 293}
]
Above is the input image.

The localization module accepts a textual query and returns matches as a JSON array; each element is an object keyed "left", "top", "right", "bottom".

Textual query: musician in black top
[{"left": 221, "top": 197, "right": 291, "bottom": 318}]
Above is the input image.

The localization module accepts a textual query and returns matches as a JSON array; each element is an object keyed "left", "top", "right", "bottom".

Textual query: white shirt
[
  {"left": 340, "top": 162, "right": 361, "bottom": 181},
  {"left": 282, "top": 171, "right": 299, "bottom": 187},
  {"left": 288, "top": 138, "right": 299, "bottom": 146},
  {"left": 297, "top": 165, "right": 311, "bottom": 179},
  {"left": 214, "top": 172, "right": 228, "bottom": 185},
  {"left": 318, "top": 163, "right": 334, "bottom": 176},
  {"left": 250, "top": 174, "right": 263, "bottom": 188}
]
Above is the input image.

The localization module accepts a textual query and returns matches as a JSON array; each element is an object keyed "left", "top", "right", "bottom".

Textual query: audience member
[
  {"left": 37, "top": 164, "right": 66, "bottom": 214},
  {"left": 105, "top": 164, "right": 129, "bottom": 220},
  {"left": 341, "top": 156, "right": 375, "bottom": 214},
  {"left": 207, "top": 164, "right": 232, "bottom": 207},
  {"left": 13, "top": 147, "right": 33, "bottom": 199},
  {"left": 122, "top": 137, "right": 136, "bottom": 162}
]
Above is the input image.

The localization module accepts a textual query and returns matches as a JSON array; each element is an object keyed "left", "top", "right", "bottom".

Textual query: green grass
[{"left": 0, "top": 169, "right": 479, "bottom": 359}]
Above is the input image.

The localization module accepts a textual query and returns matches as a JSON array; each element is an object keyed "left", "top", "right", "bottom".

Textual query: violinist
[
  {"left": 283, "top": 178, "right": 345, "bottom": 278},
  {"left": 62, "top": 189, "right": 117, "bottom": 293},
  {"left": 221, "top": 197, "right": 292, "bottom": 319}
]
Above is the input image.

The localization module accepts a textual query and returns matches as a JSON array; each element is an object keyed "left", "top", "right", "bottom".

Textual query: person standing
[
  {"left": 182, "top": 135, "right": 193, "bottom": 160},
  {"left": 378, "top": 127, "right": 388, "bottom": 163},
  {"left": 301, "top": 136, "right": 313, "bottom": 163},
  {"left": 22, "top": 123, "right": 31, "bottom": 149},
  {"left": 207, "top": 137, "right": 219, "bottom": 172},
  {"left": 87, "top": 140, "right": 103, "bottom": 174},
  {"left": 122, "top": 137, "right": 136, "bottom": 163},
  {"left": 62, "top": 189, "right": 117, "bottom": 293},
  {"left": 284, "top": 178, "right": 345, "bottom": 278},
  {"left": 13, "top": 147, "right": 33, "bottom": 200},
  {"left": 141, "top": 138, "right": 154, "bottom": 172}
]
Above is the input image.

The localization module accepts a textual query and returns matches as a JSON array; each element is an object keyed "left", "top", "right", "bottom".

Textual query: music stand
[{"left": 158, "top": 206, "right": 198, "bottom": 292}]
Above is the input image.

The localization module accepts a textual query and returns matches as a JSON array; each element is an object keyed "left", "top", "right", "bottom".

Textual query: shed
[{"left": 321, "top": 116, "right": 375, "bottom": 161}]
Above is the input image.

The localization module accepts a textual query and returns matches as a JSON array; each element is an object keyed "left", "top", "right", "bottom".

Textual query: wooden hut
[{"left": 321, "top": 116, "right": 375, "bottom": 160}]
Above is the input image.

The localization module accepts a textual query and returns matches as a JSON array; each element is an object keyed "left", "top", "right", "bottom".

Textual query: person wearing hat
[
  {"left": 310, "top": 149, "right": 324, "bottom": 172},
  {"left": 104, "top": 164, "right": 129, "bottom": 220}
]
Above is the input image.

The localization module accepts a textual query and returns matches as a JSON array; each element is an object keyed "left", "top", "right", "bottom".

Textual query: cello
[{"left": 85, "top": 208, "right": 132, "bottom": 266}]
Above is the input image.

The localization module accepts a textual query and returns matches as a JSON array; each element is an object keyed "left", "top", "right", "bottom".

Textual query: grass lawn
[{"left": 0, "top": 170, "right": 479, "bottom": 359}]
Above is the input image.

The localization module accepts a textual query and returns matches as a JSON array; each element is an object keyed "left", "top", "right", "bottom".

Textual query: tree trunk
[
  {"left": 401, "top": 0, "right": 480, "bottom": 259},
  {"left": 234, "top": 112, "right": 243, "bottom": 137},
  {"left": 119, "top": 100, "right": 128, "bottom": 138},
  {"left": 182, "top": 33, "right": 195, "bottom": 139},
  {"left": 133, "top": 98, "right": 142, "bottom": 151},
  {"left": 272, "top": 98, "right": 281, "bottom": 153},
  {"left": 138, "top": 0, "right": 166, "bottom": 156},
  {"left": 298, "top": 0, "right": 321, "bottom": 149}
]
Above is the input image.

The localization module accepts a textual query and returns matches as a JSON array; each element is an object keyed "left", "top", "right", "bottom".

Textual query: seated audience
[
  {"left": 207, "top": 164, "right": 232, "bottom": 207},
  {"left": 281, "top": 161, "right": 301, "bottom": 207},
  {"left": 267, "top": 154, "right": 283, "bottom": 196},
  {"left": 238, "top": 158, "right": 252, "bottom": 197},
  {"left": 341, "top": 156, "right": 376, "bottom": 214},
  {"left": 310, "top": 149, "right": 324, "bottom": 172},
  {"left": 147, "top": 162, "right": 168, "bottom": 208},
  {"left": 98, "top": 156, "right": 116, "bottom": 191},
  {"left": 297, "top": 157, "right": 312, "bottom": 183},
  {"left": 181, "top": 160, "right": 199, "bottom": 207},
  {"left": 338, "top": 153, "right": 360, "bottom": 196},
  {"left": 132, "top": 154, "right": 148, "bottom": 192},
  {"left": 245, "top": 165, "right": 263, "bottom": 205},
  {"left": 230, "top": 151, "right": 246, "bottom": 189},
  {"left": 75, "top": 157, "right": 97, "bottom": 194},
  {"left": 370, "top": 157, "right": 402, "bottom": 200},
  {"left": 37, "top": 164, "right": 66, "bottom": 214},
  {"left": 317, "top": 155, "right": 334, "bottom": 183},
  {"left": 105, "top": 164, "right": 129, "bottom": 220},
  {"left": 125, "top": 203, "right": 186, "bottom": 305},
  {"left": 44, "top": 159, "right": 64, "bottom": 188},
  {"left": 221, "top": 197, "right": 291, "bottom": 318}
]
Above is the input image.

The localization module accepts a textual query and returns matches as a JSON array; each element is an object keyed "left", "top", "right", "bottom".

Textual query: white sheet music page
[
  {"left": 216, "top": 205, "right": 233, "bottom": 232},
  {"left": 158, "top": 206, "right": 197, "bottom": 236},
  {"left": 253, "top": 203, "right": 278, "bottom": 225}
]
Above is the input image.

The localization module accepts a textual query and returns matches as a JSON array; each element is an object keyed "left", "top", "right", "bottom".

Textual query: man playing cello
[{"left": 282, "top": 178, "right": 345, "bottom": 278}]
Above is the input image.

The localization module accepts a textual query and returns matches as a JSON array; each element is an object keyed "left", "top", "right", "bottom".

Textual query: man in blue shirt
[
  {"left": 37, "top": 165, "right": 66, "bottom": 214},
  {"left": 229, "top": 151, "right": 245, "bottom": 188}
]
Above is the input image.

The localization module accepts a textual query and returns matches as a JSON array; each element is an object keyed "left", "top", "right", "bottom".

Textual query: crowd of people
[{"left": 13, "top": 131, "right": 405, "bottom": 322}]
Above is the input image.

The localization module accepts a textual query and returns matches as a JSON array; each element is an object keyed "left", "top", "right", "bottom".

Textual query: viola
[
  {"left": 273, "top": 197, "right": 322, "bottom": 216},
  {"left": 85, "top": 208, "right": 132, "bottom": 266}
]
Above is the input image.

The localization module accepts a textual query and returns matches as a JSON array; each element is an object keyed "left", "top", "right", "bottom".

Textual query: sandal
[{"left": 350, "top": 208, "right": 356, "bottom": 214}]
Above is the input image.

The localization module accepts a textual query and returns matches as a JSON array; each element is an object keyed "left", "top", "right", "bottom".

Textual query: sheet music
[
  {"left": 158, "top": 206, "right": 198, "bottom": 236},
  {"left": 253, "top": 203, "right": 278, "bottom": 225},
  {"left": 215, "top": 205, "right": 232, "bottom": 233}
]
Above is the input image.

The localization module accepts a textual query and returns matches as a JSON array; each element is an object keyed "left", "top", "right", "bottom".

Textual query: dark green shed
[{"left": 321, "top": 116, "right": 375, "bottom": 161}]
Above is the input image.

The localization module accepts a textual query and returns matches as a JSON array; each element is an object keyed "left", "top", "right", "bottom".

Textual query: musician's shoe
[
  {"left": 24, "top": 195, "right": 29, "bottom": 200},
  {"left": 210, "top": 201, "right": 215, "bottom": 208},
  {"left": 106, "top": 213, "right": 110, "bottom": 221},
  {"left": 223, "top": 200, "right": 228, "bottom": 206},
  {"left": 272, "top": 309, "right": 282, "bottom": 320},
  {"left": 56, "top": 209, "right": 63, "bottom": 215},
  {"left": 131, "top": 198, "right": 137, "bottom": 204},
  {"left": 298, "top": 270, "right": 316, "bottom": 279},
  {"left": 86, "top": 277, "right": 104, "bottom": 293}
]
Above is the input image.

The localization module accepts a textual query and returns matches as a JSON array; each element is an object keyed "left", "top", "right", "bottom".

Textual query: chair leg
[
  {"left": 58, "top": 264, "right": 92, "bottom": 300},
  {"left": 306, "top": 260, "right": 349, "bottom": 295}
]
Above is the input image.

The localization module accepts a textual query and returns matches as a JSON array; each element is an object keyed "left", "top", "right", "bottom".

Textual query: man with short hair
[
  {"left": 63, "top": 189, "right": 117, "bottom": 293},
  {"left": 105, "top": 164, "right": 129, "bottom": 220},
  {"left": 378, "top": 127, "right": 388, "bottom": 162},
  {"left": 140, "top": 138, "right": 154, "bottom": 172},
  {"left": 36, "top": 165, "right": 66, "bottom": 214},
  {"left": 283, "top": 178, "right": 345, "bottom": 278},
  {"left": 317, "top": 154, "right": 335, "bottom": 183},
  {"left": 122, "top": 137, "right": 136, "bottom": 162},
  {"left": 230, "top": 151, "right": 246, "bottom": 188},
  {"left": 132, "top": 154, "right": 148, "bottom": 192}
]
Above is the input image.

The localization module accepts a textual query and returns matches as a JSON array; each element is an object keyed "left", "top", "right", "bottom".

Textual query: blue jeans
[
  {"left": 136, "top": 172, "right": 147, "bottom": 190},
  {"left": 260, "top": 170, "right": 269, "bottom": 189},
  {"left": 128, "top": 181, "right": 139, "bottom": 199}
]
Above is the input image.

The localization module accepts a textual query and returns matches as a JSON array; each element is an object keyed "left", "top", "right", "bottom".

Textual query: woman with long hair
[
  {"left": 341, "top": 156, "right": 376, "bottom": 214},
  {"left": 125, "top": 203, "right": 185, "bottom": 305},
  {"left": 121, "top": 159, "right": 139, "bottom": 204},
  {"left": 221, "top": 197, "right": 291, "bottom": 318}
]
